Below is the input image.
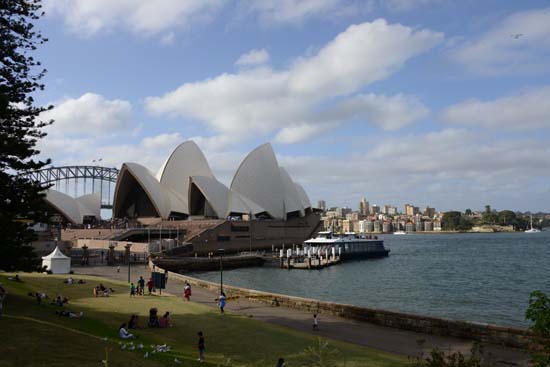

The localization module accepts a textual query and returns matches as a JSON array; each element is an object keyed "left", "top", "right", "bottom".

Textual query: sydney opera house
[
  {"left": 113, "top": 141, "right": 312, "bottom": 221},
  {"left": 46, "top": 141, "right": 322, "bottom": 254}
]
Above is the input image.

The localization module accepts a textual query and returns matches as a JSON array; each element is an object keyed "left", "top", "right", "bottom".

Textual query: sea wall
[{"left": 152, "top": 263, "right": 533, "bottom": 348}]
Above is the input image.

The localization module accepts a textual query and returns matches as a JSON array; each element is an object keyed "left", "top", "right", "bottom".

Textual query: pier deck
[{"left": 280, "top": 256, "right": 341, "bottom": 269}]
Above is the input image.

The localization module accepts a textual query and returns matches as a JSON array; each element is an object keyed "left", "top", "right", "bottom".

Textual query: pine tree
[{"left": 0, "top": 0, "right": 53, "bottom": 271}]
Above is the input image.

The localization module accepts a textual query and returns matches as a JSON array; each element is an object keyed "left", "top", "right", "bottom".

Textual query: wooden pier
[{"left": 280, "top": 256, "right": 341, "bottom": 270}]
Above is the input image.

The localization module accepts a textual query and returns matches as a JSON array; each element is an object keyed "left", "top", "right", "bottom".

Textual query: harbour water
[{"left": 189, "top": 231, "right": 550, "bottom": 328}]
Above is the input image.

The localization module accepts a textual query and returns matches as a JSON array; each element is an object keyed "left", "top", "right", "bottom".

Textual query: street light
[{"left": 218, "top": 248, "right": 225, "bottom": 294}]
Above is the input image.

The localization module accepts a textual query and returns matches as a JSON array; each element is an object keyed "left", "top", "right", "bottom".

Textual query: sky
[{"left": 32, "top": 0, "right": 550, "bottom": 213}]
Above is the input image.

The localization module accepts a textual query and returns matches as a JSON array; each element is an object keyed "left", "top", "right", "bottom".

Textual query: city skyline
[{"left": 33, "top": 1, "right": 550, "bottom": 212}]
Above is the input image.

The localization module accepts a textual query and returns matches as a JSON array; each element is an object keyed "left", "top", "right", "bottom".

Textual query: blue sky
[{"left": 35, "top": 0, "right": 550, "bottom": 212}]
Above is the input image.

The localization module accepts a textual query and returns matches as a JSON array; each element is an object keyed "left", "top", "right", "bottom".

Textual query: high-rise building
[
  {"left": 371, "top": 204, "right": 380, "bottom": 214},
  {"left": 405, "top": 204, "right": 419, "bottom": 216},
  {"left": 359, "top": 198, "right": 369, "bottom": 216},
  {"left": 317, "top": 200, "right": 326, "bottom": 211},
  {"left": 423, "top": 206, "right": 435, "bottom": 218},
  {"left": 387, "top": 206, "right": 398, "bottom": 215},
  {"left": 341, "top": 207, "right": 352, "bottom": 216}
]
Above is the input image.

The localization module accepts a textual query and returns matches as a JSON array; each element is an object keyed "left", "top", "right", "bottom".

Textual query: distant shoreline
[{"left": 365, "top": 229, "right": 546, "bottom": 235}]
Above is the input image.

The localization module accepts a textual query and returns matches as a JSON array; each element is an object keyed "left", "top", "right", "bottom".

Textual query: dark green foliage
[
  {"left": 442, "top": 211, "right": 472, "bottom": 231},
  {"left": 0, "top": 0, "right": 52, "bottom": 271},
  {"left": 300, "top": 338, "right": 340, "bottom": 367},
  {"left": 525, "top": 290, "right": 550, "bottom": 367},
  {"left": 410, "top": 342, "right": 495, "bottom": 367}
]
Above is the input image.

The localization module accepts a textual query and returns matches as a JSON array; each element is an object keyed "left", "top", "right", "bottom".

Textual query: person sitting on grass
[
  {"left": 8, "top": 274, "right": 22, "bottom": 282},
  {"left": 30, "top": 292, "right": 48, "bottom": 304},
  {"left": 52, "top": 296, "right": 68, "bottom": 307},
  {"left": 159, "top": 312, "right": 171, "bottom": 328},
  {"left": 128, "top": 314, "right": 141, "bottom": 329},
  {"left": 119, "top": 323, "right": 135, "bottom": 339},
  {"left": 148, "top": 308, "right": 160, "bottom": 328},
  {"left": 56, "top": 309, "right": 83, "bottom": 318}
]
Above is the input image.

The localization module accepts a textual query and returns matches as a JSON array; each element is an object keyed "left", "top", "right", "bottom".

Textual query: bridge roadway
[{"left": 75, "top": 265, "right": 528, "bottom": 366}]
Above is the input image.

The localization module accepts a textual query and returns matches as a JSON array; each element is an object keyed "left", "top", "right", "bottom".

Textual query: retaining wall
[{"left": 152, "top": 263, "right": 533, "bottom": 349}]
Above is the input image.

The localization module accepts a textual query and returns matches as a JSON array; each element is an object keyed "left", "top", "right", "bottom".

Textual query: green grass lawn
[{"left": 0, "top": 273, "right": 408, "bottom": 367}]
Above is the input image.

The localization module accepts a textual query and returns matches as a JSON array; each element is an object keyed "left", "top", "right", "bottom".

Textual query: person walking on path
[
  {"left": 218, "top": 292, "right": 226, "bottom": 314},
  {"left": 146, "top": 277, "right": 154, "bottom": 295},
  {"left": 137, "top": 276, "right": 145, "bottom": 296},
  {"left": 116, "top": 265, "right": 120, "bottom": 273},
  {"left": 197, "top": 331, "right": 205, "bottom": 362},
  {"left": 129, "top": 283, "right": 136, "bottom": 297},
  {"left": 183, "top": 282, "right": 192, "bottom": 301},
  {"left": 312, "top": 314, "right": 319, "bottom": 331}
]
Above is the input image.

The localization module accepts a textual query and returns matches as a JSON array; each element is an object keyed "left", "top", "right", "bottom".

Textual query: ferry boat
[
  {"left": 303, "top": 231, "right": 390, "bottom": 260},
  {"left": 393, "top": 230, "right": 407, "bottom": 235}
]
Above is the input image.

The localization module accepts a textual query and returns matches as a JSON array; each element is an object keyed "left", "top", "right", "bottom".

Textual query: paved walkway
[{"left": 74, "top": 265, "right": 528, "bottom": 366}]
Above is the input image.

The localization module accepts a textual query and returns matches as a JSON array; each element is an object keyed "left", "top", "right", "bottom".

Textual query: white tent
[{"left": 42, "top": 246, "right": 71, "bottom": 274}]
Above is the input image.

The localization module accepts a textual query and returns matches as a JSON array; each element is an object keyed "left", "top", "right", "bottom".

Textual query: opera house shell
[
  {"left": 43, "top": 190, "right": 101, "bottom": 225},
  {"left": 112, "top": 141, "right": 312, "bottom": 221}
]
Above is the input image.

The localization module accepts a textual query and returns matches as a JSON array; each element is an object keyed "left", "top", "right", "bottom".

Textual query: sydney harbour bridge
[{"left": 23, "top": 166, "right": 119, "bottom": 209}]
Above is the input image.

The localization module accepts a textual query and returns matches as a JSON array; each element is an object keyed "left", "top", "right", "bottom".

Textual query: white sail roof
[
  {"left": 228, "top": 190, "right": 266, "bottom": 217},
  {"left": 113, "top": 163, "right": 170, "bottom": 218},
  {"left": 112, "top": 140, "right": 311, "bottom": 221},
  {"left": 76, "top": 192, "right": 101, "bottom": 219},
  {"left": 279, "top": 167, "right": 305, "bottom": 215},
  {"left": 157, "top": 141, "right": 214, "bottom": 213},
  {"left": 230, "top": 143, "right": 286, "bottom": 219},
  {"left": 44, "top": 190, "right": 82, "bottom": 224},
  {"left": 190, "top": 176, "right": 230, "bottom": 218},
  {"left": 44, "top": 190, "right": 101, "bottom": 224},
  {"left": 294, "top": 182, "right": 311, "bottom": 209}
]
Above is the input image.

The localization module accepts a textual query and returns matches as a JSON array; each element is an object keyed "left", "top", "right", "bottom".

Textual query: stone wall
[{"left": 153, "top": 263, "right": 533, "bottom": 349}]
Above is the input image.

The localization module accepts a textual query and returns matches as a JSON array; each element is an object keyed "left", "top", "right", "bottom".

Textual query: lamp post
[
  {"left": 218, "top": 248, "right": 225, "bottom": 293},
  {"left": 125, "top": 243, "right": 131, "bottom": 283},
  {"left": 249, "top": 211, "right": 252, "bottom": 253}
]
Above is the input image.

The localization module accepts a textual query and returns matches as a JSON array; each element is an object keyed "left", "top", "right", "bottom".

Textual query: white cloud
[
  {"left": 146, "top": 19, "right": 441, "bottom": 144},
  {"left": 160, "top": 32, "right": 176, "bottom": 45},
  {"left": 39, "top": 132, "right": 184, "bottom": 171},
  {"left": 278, "top": 129, "right": 550, "bottom": 211},
  {"left": 235, "top": 49, "right": 270, "bottom": 67},
  {"left": 141, "top": 132, "right": 183, "bottom": 150},
  {"left": 44, "top": 0, "right": 224, "bottom": 36},
  {"left": 242, "top": 0, "right": 356, "bottom": 24},
  {"left": 441, "top": 87, "right": 550, "bottom": 131},
  {"left": 451, "top": 8, "right": 550, "bottom": 75},
  {"left": 381, "top": 0, "right": 444, "bottom": 12},
  {"left": 328, "top": 93, "right": 430, "bottom": 131},
  {"left": 42, "top": 93, "right": 132, "bottom": 137},
  {"left": 274, "top": 123, "right": 337, "bottom": 144}
]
